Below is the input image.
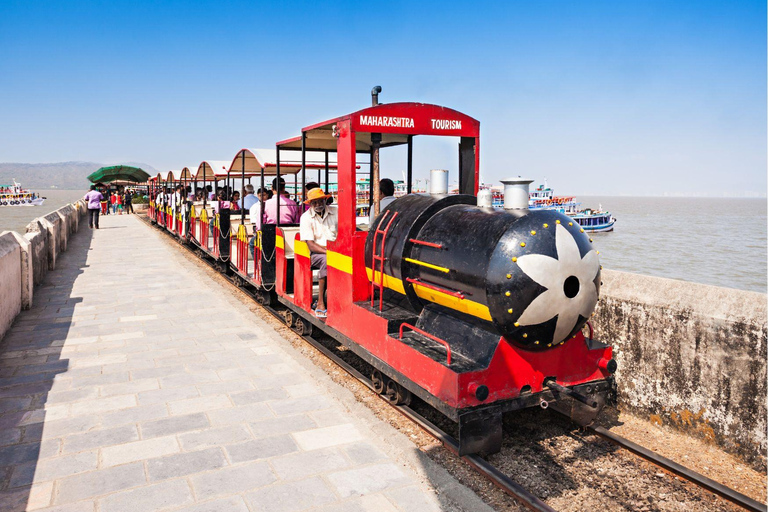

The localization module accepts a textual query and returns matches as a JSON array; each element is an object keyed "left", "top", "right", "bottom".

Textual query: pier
[{"left": 0, "top": 212, "right": 487, "bottom": 512}]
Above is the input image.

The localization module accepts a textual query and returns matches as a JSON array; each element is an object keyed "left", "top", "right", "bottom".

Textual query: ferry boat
[
  {"left": 490, "top": 180, "right": 616, "bottom": 232},
  {"left": 0, "top": 180, "right": 46, "bottom": 206}
]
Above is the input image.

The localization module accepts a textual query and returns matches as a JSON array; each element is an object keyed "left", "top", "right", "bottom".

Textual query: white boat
[
  {"left": 0, "top": 179, "right": 46, "bottom": 206},
  {"left": 488, "top": 179, "right": 616, "bottom": 232}
]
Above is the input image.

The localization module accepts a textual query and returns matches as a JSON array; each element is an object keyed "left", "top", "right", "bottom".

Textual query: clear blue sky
[{"left": 0, "top": 1, "right": 765, "bottom": 196}]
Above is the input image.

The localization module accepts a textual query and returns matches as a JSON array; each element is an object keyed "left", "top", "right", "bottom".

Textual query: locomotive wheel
[
  {"left": 293, "top": 318, "right": 313, "bottom": 337},
  {"left": 283, "top": 310, "right": 295, "bottom": 328},
  {"left": 371, "top": 370, "right": 386, "bottom": 394},
  {"left": 385, "top": 380, "right": 412, "bottom": 406},
  {"left": 256, "top": 290, "right": 273, "bottom": 306}
]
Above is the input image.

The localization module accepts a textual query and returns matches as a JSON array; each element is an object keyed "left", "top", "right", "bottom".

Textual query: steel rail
[
  {"left": 141, "top": 214, "right": 764, "bottom": 512},
  {"left": 588, "top": 426, "right": 766, "bottom": 512}
]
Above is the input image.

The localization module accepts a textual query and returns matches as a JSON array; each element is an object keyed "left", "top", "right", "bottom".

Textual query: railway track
[{"left": 147, "top": 218, "right": 766, "bottom": 512}]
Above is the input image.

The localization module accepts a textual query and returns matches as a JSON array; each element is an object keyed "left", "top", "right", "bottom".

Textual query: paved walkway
[{"left": 0, "top": 214, "right": 489, "bottom": 512}]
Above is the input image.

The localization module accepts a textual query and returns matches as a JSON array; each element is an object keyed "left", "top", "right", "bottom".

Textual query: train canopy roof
[
  {"left": 87, "top": 165, "right": 150, "bottom": 184},
  {"left": 195, "top": 161, "right": 231, "bottom": 180},
  {"left": 227, "top": 148, "right": 337, "bottom": 177},
  {"left": 277, "top": 102, "right": 480, "bottom": 152}
]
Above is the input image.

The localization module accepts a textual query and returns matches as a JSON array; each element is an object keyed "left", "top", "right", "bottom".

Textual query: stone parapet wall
[
  {"left": 0, "top": 199, "right": 87, "bottom": 341},
  {"left": 595, "top": 269, "right": 767, "bottom": 470}
]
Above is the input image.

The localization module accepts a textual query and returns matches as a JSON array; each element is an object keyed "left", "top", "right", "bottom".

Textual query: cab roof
[{"left": 277, "top": 102, "right": 480, "bottom": 152}]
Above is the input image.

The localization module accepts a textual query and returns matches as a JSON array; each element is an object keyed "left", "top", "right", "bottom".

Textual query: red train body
[{"left": 147, "top": 99, "right": 616, "bottom": 455}]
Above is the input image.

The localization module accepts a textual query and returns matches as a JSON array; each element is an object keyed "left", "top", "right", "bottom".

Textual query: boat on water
[
  {"left": 0, "top": 180, "right": 46, "bottom": 206},
  {"left": 490, "top": 180, "right": 616, "bottom": 232}
]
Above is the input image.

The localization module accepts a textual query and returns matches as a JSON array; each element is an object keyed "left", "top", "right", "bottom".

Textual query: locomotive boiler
[{"left": 364, "top": 180, "right": 602, "bottom": 352}]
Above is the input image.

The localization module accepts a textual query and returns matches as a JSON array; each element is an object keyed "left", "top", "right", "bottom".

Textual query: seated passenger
[
  {"left": 368, "top": 178, "right": 396, "bottom": 225},
  {"left": 299, "top": 188, "right": 337, "bottom": 318},
  {"left": 254, "top": 178, "right": 300, "bottom": 229},
  {"left": 241, "top": 184, "right": 258, "bottom": 210}
]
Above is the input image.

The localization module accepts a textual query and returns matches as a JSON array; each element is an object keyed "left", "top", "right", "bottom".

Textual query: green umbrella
[{"left": 87, "top": 165, "right": 150, "bottom": 184}]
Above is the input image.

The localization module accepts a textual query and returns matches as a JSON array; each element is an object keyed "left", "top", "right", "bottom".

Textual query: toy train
[{"left": 147, "top": 93, "right": 616, "bottom": 456}]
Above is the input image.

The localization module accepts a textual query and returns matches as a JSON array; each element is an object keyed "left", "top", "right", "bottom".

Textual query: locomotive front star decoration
[{"left": 516, "top": 224, "right": 600, "bottom": 344}]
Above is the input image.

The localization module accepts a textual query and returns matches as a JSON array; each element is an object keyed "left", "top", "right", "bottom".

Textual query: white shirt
[
  {"left": 368, "top": 195, "right": 396, "bottom": 224},
  {"left": 248, "top": 200, "right": 262, "bottom": 226},
  {"left": 300, "top": 206, "right": 338, "bottom": 248}
]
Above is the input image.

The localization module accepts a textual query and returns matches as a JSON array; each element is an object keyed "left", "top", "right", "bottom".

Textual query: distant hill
[{"left": 0, "top": 161, "right": 159, "bottom": 190}]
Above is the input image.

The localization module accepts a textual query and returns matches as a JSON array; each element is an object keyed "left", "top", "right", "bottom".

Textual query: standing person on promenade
[
  {"left": 116, "top": 192, "right": 124, "bottom": 215},
  {"left": 100, "top": 189, "right": 109, "bottom": 215},
  {"left": 124, "top": 189, "right": 134, "bottom": 214},
  {"left": 110, "top": 190, "right": 118, "bottom": 214},
  {"left": 84, "top": 185, "right": 103, "bottom": 229}
]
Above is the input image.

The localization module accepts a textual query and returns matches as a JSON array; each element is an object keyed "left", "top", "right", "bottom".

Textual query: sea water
[
  {"left": 582, "top": 196, "right": 766, "bottom": 293},
  {"left": 0, "top": 191, "right": 765, "bottom": 293}
]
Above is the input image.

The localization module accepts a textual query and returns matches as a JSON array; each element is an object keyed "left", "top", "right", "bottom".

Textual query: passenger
[
  {"left": 231, "top": 191, "right": 241, "bottom": 211},
  {"left": 124, "top": 189, "right": 134, "bottom": 214},
  {"left": 299, "top": 188, "right": 337, "bottom": 318},
  {"left": 241, "top": 184, "right": 257, "bottom": 210},
  {"left": 256, "top": 187, "right": 270, "bottom": 202},
  {"left": 84, "top": 185, "right": 103, "bottom": 229},
  {"left": 369, "top": 178, "right": 396, "bottom": 225},
  {"left": 207, "top": 185, "right": 215, "bottom": 201},
  {"left": 303, "top": 182, "right": 320, "bottom": 212},
  {"left": 254, "top": 178, "right": 300, "bottom": 229}
]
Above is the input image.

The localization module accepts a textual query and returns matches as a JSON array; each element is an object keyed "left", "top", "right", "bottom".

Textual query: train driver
[
  {"left": 299, "top": 188, "right": 337, "bottom": 318},
  {"left": 369, "top": 178, "right": 395, "bottom": 224}
]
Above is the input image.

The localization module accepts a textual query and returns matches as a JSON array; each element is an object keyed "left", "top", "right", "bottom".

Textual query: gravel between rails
[{"left": 166, "top": 233, "right": 766, "bottom": 512}]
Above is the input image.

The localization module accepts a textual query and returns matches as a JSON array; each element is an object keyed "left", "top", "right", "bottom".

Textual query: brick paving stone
[
  {"left": 207, "top": 402, "right": 274, "bottom": 425},
  {"left": 172, "top": 496, "right": 250, "bottom": 512},
  {"left": 69, "top": 394, "right": 136, "bottom": 416},
  {"left": 341, "top": 442, "right": 388, "bottom": 465},
  {"left": 0, "top": 442, "right": 50, "bottom": 465},
  {"left": 179, "top": 425, "right": 252, "bottom": 451},
  {"left": 385, "top": 485, "right": 442, "bottom": 512},
  {"left": 54, "top": 462, "right": 146, "bottom": 504},
  {"left": 146, "top": 447, "right": 228, "bottom": 481},
  {"left": 46, "top": 388, "right": 99, "bottom": 405},
  {"left": 292, "top": 423, "right": 364, "bottom": 451},
  {"left": 190, "top": 461, "right": 276, "bottom": 500},
  {"left": 0, "top": 481, "right": 54, "bottom": 511},
  {"left": 196, "top": 379, "right": 254, "bottom": 396},
  {"left": 268, "top": 395, "right": 333, "bottom": 416},
  {"left": 245, "top": 477, "right": 338, "bottom": 512},
  {"left": 99, "top": 479, "right": 193, "bottom": 512},
  {"left": 230, "top": 388, "right": 288, "bottom": 406},
  {"left": 326, "top": 463, "right": 411, "bottom": 498},
  {"left": 36, "top": 415, "right": 100, "bottom": 440},
  {"left": 98, "top": 378, "right": 160, "bottom": 397},
  {"left": 249, "top": 414, "right": 318, "bottom": 437},
  {"left": 137, "top": 385, "right": 200, "bottom": 405},
  {"left": 99, "top": 403, "right": 169, "bottom": 428},
  {"left": 101, "top": 435, "right": 180, "bottom": 467},
  {"left": 168, "top": 395, "right": 231, "bottom": 415},
  {"left": 33, "top": 501, "right": 96, "bottom": 512},
  {"left": 9, "top": 450, "right": 98, "bottom": 487},
  {"left": 270, "top": 447, "right": 350, "bottom": 480},
  {"left": 62, "top": 425, "right": 139, "bottom": 454},
  {"left": 315, "top": 494, "right": 399, "bottom": 512},
  {"left": 225, "top": 435, "right": 299, "bottom": 464},
  {"left": 0, "top": 428, "right": 22, "bottom": 447}
]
